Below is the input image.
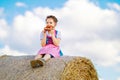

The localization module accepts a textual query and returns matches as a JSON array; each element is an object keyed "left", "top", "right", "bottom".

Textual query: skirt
[{"left": 37, "top": 44, "right": 60, "bottom": 58}]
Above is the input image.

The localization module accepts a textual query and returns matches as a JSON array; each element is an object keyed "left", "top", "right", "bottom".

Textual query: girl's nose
[
  {"left": 47, "top": 23, "right": 50, "bottom": 25},
  {"left": 47, "top": 25, "right": 50, "bottom": 27}
]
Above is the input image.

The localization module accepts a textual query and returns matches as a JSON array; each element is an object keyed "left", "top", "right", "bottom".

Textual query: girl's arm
[
  {"left": 41, "top": 31, "right": 47, "bottom": 47},
  {"left": 52, "top": 35, "right": 60, "bottom": 46},
  {"left": 51, "top": 30, "right": 60, "bottom": 46}
]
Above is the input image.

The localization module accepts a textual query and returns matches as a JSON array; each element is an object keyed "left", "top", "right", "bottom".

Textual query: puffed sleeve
[
  {"left": 56, "top": 31, "right": 61, "bottom": 39},
  {"left": 40, "top": 31, "right": 44, "bottom": 40}
]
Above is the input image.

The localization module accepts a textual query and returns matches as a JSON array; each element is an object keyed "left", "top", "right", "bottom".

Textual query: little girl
[{"left": 30, "top": 15, "right": 63, "bottom": 68}]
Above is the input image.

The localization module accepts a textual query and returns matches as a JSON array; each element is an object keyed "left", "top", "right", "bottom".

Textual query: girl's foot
[
  {"left": 37, "top": 58, "right": 46, "bottom": 66},
  {"left": 30, "top": 58, "right": 46, "bottom": 68},
  {"left": 30, "top": 60, "right": 40, "bottom": 68}
]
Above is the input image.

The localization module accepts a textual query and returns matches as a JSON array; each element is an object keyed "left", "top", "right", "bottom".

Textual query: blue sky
[
  {"left": 0, "top": 0, "right": 120, "bottom": 80},
  {"left": 0, "top": 0, "right": 67, "bottom": 25}
]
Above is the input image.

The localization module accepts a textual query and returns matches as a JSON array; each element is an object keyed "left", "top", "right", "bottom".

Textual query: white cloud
[
  {"left": 0, "top": 45, "right": 28, "bottom": 56},
  {"left": 13, "top": 11, "right": 43, "bottom": 40},
  {"left": 117, "top": 77, "right": 120, "bottom": 80},
  {"left": 15, "top": 2, "right": 27, "bottom": 8},
  {"left": 0, "top": 19, "right": 9, "bottom": 39},
  {"left": 0, "top": 7, "right": 4, "bottom": 16},
  {"left": 99, "top": 78, "right": 104, "bottom": 80},
  {"left": 56, "top": 0, "right": 120, "bottom": 66},
  {"left": 107, "top": 3, "right": 120, "bottom": 11},
  {"left": 6, "top": 11, "right": 45, "bottom": 54},
  {"left": 63, "top": 39, "right": 120, "bottom": 66},
  {"left": 1, "top": 0, "right": 120, "bottom": 67}
]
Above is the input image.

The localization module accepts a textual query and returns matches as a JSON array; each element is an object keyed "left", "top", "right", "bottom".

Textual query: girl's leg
[
  {"left": 42, "top": 54, "right": 51, "bottom": 61},
  {"left": 30, "top": 54, "right": 42, "bottom": 68},
  {"left": 34, "top": 54, "right": 43, "bottom": 60},
  {"left": 30, "top": 54, "right": 51, "bottom": 68}
]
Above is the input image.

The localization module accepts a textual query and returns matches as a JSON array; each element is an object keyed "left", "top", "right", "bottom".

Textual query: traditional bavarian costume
[{"left": 37, "top": 30, "right": 63, "bottom": 58}]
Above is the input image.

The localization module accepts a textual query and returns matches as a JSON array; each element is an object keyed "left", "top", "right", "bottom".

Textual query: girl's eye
[{"left": 50, "top": 22, "right": 52, "bottom": 24}]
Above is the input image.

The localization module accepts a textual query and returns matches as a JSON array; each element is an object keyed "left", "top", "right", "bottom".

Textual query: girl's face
[{"left": 46, "top": 18, "right": 56, "bottom": 28}]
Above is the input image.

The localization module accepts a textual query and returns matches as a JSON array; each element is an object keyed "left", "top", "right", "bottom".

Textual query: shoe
[
  {"left": 30, "top": 60, "right": 40, "bottom": 68},
  {"left": 30, "top": 58, "right": 46, "bottom": 68},
  {"left": 37, "top": 58, "right": 46, "bottom": 66}
]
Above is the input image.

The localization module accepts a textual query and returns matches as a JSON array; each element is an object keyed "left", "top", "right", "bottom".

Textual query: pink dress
[{"left": 37, "top": 30, "right": 61, "bottom": 58}]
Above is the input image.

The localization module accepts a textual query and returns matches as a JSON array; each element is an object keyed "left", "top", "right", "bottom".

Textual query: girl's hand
[
  {"left": 49, "top": 30, "right": 55, "bottom": 36},
  {"left": 43, "top": 27, "right": 47, "bottom": 33},
  {"left": 42, "top": 30, "right": 47, "bottom": 36}
]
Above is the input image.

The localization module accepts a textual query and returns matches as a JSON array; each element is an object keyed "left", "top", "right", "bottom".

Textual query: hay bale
[
  {"left": 0, "top": 56, "right": 75, "bottom": 80},
  {"left": 61, "top": 57, "right": 98, "bottom": 80},
  {"left": 0, "top": 55, "right": 98, "bottom": 80}
]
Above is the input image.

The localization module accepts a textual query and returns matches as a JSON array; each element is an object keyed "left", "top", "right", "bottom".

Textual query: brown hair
[{"left": 46, "top": 15, "right": 58, "bottom": 23}]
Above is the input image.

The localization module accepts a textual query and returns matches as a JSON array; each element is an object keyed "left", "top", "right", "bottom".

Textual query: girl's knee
[{"left": 35, "top": 54, "right": 43, "bottom": 60}]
